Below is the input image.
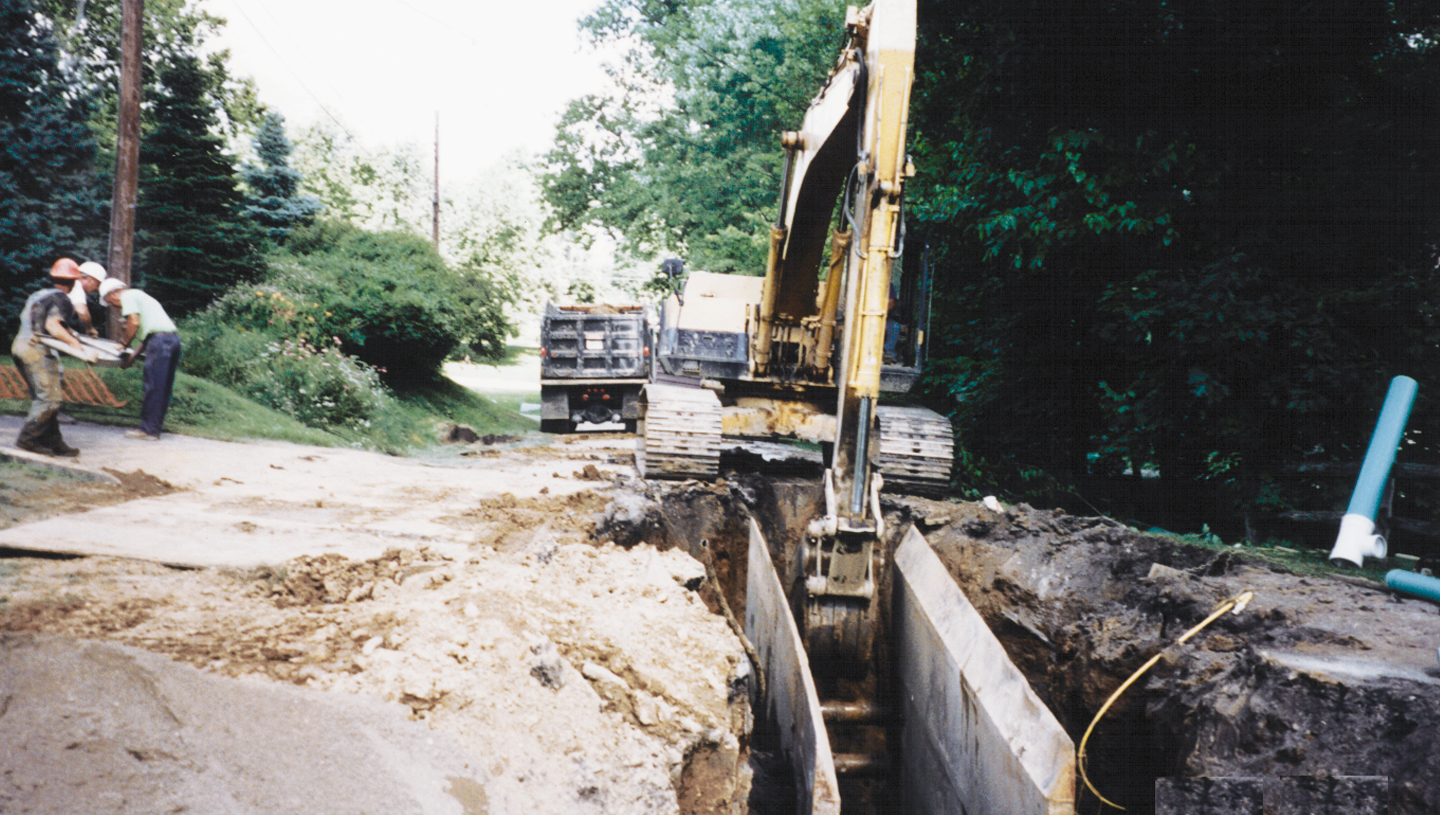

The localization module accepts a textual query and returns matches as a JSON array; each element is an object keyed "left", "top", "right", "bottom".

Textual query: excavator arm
[{"left": 755, "top": 0, "right": 920, "bottom": 666}]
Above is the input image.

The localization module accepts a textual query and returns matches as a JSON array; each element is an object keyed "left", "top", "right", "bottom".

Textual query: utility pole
[
  {"left": 432, "top": 112, "right": 440, "bottom": 250},
  {"left": 106, "top": 0, "right": 142, "bottom": 338}
]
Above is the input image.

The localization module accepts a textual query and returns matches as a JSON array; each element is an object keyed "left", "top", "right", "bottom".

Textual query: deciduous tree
[
  {"left": 911, "top": 0, "right": 1440, "bottom": 516},
  {"left": 539, "top": 0, "right": 843, "bottom": 274}
]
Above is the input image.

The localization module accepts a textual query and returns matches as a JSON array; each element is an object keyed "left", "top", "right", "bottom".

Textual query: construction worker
[
  {"left": 99, "top": 279, "right": 180, "bottom": 441},
  {"left": 10, "top": 259, "right": 99, "bottom": 456},
  {"left": 70, "top": 261, "right": 108, "bottom": 336}
]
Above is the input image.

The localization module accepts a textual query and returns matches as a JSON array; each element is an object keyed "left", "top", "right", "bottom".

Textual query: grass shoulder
[{"left": 0, "top": 355, "right": 535, "bottom": 455}]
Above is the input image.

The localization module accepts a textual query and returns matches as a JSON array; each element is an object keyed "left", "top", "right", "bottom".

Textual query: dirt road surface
[{"left": 0, "top": 415, "right": 751, "bottom": 815}]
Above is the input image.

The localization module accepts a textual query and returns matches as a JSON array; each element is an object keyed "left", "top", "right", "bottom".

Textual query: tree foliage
[
  {"left": 0, "top": 0, "right": 106, "bottom": 313},
  {"left": 36, "top": 0, "right": 263, "bottom": 147},
  {"left": 539, "top": 0, "right": 845, "bottom": 273},
  {"left": 136, "top": 53, "right": 265, "bottom": 315},
  {"left": 241, "top": 112, "right": 322, "bottom": 244},
  {"left": 910, "top": 0, "right": 1440, "bottom": 514},
  {"left": 290, "top": 121, "right": 432, "bottom": 233}
]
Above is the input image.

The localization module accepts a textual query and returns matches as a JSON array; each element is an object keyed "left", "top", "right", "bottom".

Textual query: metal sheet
[
  {"left": 744, "top": 518, "right": 841, "bottom": 815},
  {"left": 894, "top": 525, "right": 1076, "bottom": 814}
]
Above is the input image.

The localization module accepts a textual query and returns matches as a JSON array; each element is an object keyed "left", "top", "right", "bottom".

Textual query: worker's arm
[
  {"left": 120, "top": 337, "right": 147, "bottom": 370},
  {"left": 44, "top": 314, "right": 85, "bottom": 353},
  {"left": 44, "top": 314, "right": 99, "bottom": 364},
  {"left": 73, "top": 301, "right": 97, "bottom": 336},
  {"left": 120, "top": 313, "right": 140, "bottom": 348}
]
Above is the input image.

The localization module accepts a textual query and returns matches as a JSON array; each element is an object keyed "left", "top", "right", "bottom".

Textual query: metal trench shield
[{"left": 744, "top": 518, "right": 842, "bottom": 815}]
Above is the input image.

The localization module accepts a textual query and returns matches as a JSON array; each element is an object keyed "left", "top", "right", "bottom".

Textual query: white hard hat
[
  {"left": 78, "top": 261, "right": 107, "bottom": 281},
  {"left": 99, "top": 278, "right": 127, "bottom": 298}
]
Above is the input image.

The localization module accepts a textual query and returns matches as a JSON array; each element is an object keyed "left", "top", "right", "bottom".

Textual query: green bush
[
  {"left": 240, "top": 336, "right": 388, "bottom": 431},
  {"left": 179, "top": 306, "right": 389, "bottom": 432},
  {"left": 279, "top": 221, "right": 514, "bottom": 378},
  {"left": 178, "top": 219, "right": 517, "bottom": 436},
  {"left": 181, "top": 285, "right": 392, "bottom": 432}
]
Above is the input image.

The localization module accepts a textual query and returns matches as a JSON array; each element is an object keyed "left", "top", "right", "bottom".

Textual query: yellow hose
[{"left": 1076, "top": 590, "right": 1255, "bottom": 811}]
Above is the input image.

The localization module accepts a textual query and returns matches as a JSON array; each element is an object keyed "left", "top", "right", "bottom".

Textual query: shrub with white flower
[{"left": 243, "top": 336, "right": 388, "bottom": 430}]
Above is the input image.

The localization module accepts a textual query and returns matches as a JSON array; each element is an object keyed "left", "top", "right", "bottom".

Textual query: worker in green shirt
[{"left": 99, "top": 279, "right": 180, "bottom": 441}]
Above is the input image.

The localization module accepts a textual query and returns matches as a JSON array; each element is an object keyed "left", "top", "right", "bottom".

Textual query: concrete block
[
  {"left": 744, "top": 518, "right": 840, "bottom": 815},
  {"left": 893, "top": 526, "right": 1076, "bottom": 815}
]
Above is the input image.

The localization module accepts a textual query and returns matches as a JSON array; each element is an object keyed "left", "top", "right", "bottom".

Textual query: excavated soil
[
  {"left": 4, "top": 426, "right": 1440, "bottom": 815},
  {"left": 596, "top": 478, "right": 1440, "bottom": 815},
  {"left": 0, "top": 433, "right": 754, "bottom": 815},
  {"left": 893, "top": 496, "right": 1440, "bottom": 815}
]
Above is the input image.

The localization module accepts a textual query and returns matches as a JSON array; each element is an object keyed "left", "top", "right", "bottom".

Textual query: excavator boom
[{"left": 640, "top": 0, "right": 950, "bottom": 666}]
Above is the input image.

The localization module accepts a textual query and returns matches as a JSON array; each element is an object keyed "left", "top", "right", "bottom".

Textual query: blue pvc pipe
[
  {"left": 1346, "top": 376, "right": 1418, "bottom": 520},
  {"left": 1385, "top": 569, "right": 1440, "bottom": 604}
]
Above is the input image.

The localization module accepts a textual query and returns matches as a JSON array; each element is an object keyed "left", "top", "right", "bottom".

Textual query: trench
[
  {"left": 601, "top": 472, "right": 1440, "bottom": 815},
  {"left": 618, "top": 474, "right": 908, "bottom": 815}
]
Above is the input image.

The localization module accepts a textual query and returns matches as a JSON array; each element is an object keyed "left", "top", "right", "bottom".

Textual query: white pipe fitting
[{"left": 1328, "top": 512, "right": 1387, "bottom": 567}]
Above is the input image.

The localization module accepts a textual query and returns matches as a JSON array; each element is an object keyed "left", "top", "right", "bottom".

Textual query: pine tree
[
  {"left": 136, "top": 53, "right": 263, "bottom": 315},
  {"left": 0, "top": 0, "right": 105, "bottom": 314},
  {"left": 240, "top": 113, "right": 322, "bottom": 244}
]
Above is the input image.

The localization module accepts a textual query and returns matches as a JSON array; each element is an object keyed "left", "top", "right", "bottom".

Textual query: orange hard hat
[{"left": 49, "top": 258, "right": 83, "bottom": 280}]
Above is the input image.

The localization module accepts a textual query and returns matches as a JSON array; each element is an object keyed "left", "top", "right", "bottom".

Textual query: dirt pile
[
  {"left": 0, "top": 533, "right": 753, "bottom": 814},
  {"left": 0, "top": 463, "right": 175, "bottom": 531},
  {"left": 895, "top": 496, "right": 1440, "bottom": 815}
]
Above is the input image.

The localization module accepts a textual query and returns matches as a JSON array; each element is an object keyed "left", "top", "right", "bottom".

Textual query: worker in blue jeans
[{"left": 99, "top": 279, "right": 180, "bottom": 441}]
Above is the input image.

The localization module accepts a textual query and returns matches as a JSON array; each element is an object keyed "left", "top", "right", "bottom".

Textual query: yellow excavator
[{"left": 638, "top": 0, "right": 951, "bottom": 667}]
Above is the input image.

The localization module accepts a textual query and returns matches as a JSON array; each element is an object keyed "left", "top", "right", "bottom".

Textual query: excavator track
[
  {"left": 636, "top": 384, "right": 723, "bottom": 480},
  {"left": 876, "top": 405, "right": 954, "bottom": 496}
]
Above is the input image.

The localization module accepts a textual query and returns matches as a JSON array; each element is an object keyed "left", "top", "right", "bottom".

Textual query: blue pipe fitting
[{"left": 1329, "top": 376, "right": 1418, "bottom": 568}]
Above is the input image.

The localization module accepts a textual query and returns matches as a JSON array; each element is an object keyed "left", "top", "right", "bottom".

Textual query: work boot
[
  {"left": 15, "top": 438, "right": 55, "bottom": 456},
  {"left": 50, "top": 441, "right": 80, "bottom": 457}
]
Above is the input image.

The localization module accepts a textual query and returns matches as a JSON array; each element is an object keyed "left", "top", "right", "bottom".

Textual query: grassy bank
[{"left": 0, "top": 355, "right": 536, "bottom": 453}]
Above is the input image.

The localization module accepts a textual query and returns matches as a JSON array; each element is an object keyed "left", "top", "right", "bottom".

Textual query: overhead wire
[
  {"left": 230, "top": 0, "right": 489, "bottom": 141},
  {"left": 223, "top": 0, "right": 354, "bottom": 138},
  {"left": 247, "top": 0, "right": 352, "bottom": 105},
  {"left": 383, "top": 0, "right": 482, "bottom": 47}
]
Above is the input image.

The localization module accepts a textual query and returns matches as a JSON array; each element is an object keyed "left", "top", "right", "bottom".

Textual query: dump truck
[{"left": 538, "top": 302, "right": 652, "bottom": 433}]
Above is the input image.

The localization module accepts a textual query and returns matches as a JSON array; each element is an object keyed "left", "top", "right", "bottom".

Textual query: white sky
[{"left": 203, "top": 0, "right": 610, "bottom": 180}]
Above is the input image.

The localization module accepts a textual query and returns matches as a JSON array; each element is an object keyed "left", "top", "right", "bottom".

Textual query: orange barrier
[{"left": 0, "top": 366, "right": 127, "bottom": 407}]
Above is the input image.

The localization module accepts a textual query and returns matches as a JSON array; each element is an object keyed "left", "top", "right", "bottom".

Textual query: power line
[
  {"left": 248, "top": 0, "right": 352, "bottom": 105},
  {"left": 224, "top": 0, "right": 354, "bottom": 138},
  {"left": 384, "top": 0, "right": 482, "bottom": 47}
]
